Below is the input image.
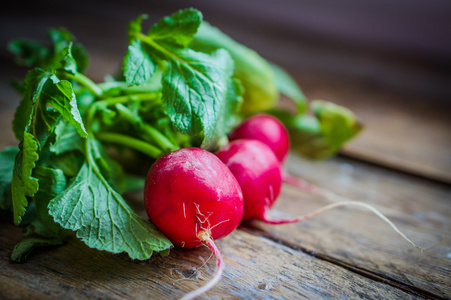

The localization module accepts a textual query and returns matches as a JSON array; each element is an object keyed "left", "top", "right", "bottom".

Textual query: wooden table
[{"left": 1, "top": 2, "right": 450, "bottom": 299}]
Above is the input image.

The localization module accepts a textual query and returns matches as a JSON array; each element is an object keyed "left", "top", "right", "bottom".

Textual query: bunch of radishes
[{"left": 144, "top": 114, "right": 419, "bottom": 299}]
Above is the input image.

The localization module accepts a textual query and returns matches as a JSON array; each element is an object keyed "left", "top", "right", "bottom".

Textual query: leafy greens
[{"left": 1, "top": 7, "right": 361, "bottom": 262}]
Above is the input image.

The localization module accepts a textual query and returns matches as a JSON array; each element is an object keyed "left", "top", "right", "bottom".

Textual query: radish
[
  {"left": 216, "top": 138, "right": 421, "bottom": 249},
  {"left": 229, "top": 114, "right": 311, "bottom": 190},
  {"left": 229, "top": 114, "right": 289, "bottom": 162},
  {"left": 144, "top": 148, "right": 244, "bottom": 299},
  {"left": 215, "top": 139, "right": 284, "bottom": 223}
]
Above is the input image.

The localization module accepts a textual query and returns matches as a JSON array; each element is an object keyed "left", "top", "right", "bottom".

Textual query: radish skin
[
  {"left": 144, "top": 148, "right": 243, "bottom": 248},
  {"left": 229, "top": 114, "right": 289, "bottom": 162},
  {"left": 229, "top": 114, "right": 311, "bottom": 191},
  {"left": 216, "top": 139, "right": 282, "bottom": 222},
  {"left": 217, "top": 139, "right": 421, "bottom": 250},
  {"left": 144, "top": 148, "right": 244, "bottom": 298}
]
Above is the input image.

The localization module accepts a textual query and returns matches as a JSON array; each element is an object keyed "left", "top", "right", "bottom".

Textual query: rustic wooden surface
[
  {"left": 1, "top": 110, "right": 450, "bottom": 299},
  {"left": 294, "top": 74, "right": 451, "bottom": 184},
  {"left": 1, "top": 1, "right": 451, "bottom": 299}
]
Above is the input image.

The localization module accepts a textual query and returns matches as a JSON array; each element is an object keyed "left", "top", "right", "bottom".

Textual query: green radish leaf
[
  {"left": 123, "top": 39, "right": 156, "bottom": 87},
  {"left": 8, "top": 39, "right": 52, "bottom": 69},
  {"left": 223, "top": 78, "right": 244, "bottom": 134},
  {"left": 123, "top": 9, "right": 236, "bottom": 147},
  {"left": 13, "top": 69, "right": 87, "bottom": 145},
  {"left": 47, "top": 28, "right": 88, "bottom": 73},
  {"left": 47, "top": 151, "right": 82, "bottom": 178},
  {"left": 32, "top": 166, "right": 66, "bottom": 234},
  {"left": 270, "top": 63, "right": 307, "bottom": 114},
  {"left": 11, "top": 93, "right": 32, "bottom": 142},
  {"left": 11, "top": 237, "right": 64, "bottom": 263},
  {"left": 12, "top": 166, "right": 68, "bottom": 262},
  {"left": 0, "top": 147, "right": 19, "bottom": 187},
  {"left": 148, "top": 8, "right": 202, "bottom": 48},
  {"left": 12, "top": 69, "right": 51, "bottom": 142},
  {"left": 190, "top": 21, "right": 279, "bottom": 113},
  {"left": 11, "top": 69, "right": 86, "bottom": 224},
  {"left": 124, "top": 173, "right": 146, "bottom": 192},
  {"left": 271, "top": 101, "right": 363, "bottom": 159},
  {"left": 161, "top": 48, "right": 233, "bottom": 145},
  {"left": 47, "top": 28, "right": 74, "bottom": 51},
  {"left": 123, "top": 8, "right": 202, "bottom": 86},
  {"left": 42, "top": 75, "right": 87, "bottom": 138},
  {"left": 312, "top": 100, "right": 363, "bottom": 153},
  {"left": 0, "top": 147, "right": 19, "bottom": 210},
  {"left": 48, "top": 160, "right": 172, "bottom": 260},
  {"left": 11, "top": 132, "right": 39, "bottom": 224},
  {"left": 202, "top": 77, "right": 243, "bottom": 150},
  {"left": 50, "top": 119, "right": 85, "bottom": 155},
  {"left": 127, "top": 14, "right": 147, "bottom": 43},
  {"left": 87, "top": 139, "right": 127, "bottom": 194},
  {"left": 59, "top": 42, "right": 77, "bottom": 74},
  {"left": 8, "top": 28, "right": 88, "bottom": 73}
]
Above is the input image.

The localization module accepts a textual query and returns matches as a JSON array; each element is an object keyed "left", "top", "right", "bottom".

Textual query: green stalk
[
  {"left": 95, "top": 132, "right": 163, "bottom": 159},
  {"left": 141, "top": 123, "right": 179, "bottom": 153},
  {"left": 84, "top": 92, "right": 161, "bottom": 131},
  {"left": 113, "top": 103, "right": 178, "bottom": 153},
  {"left": 96, "top": 92, "right": 161, "bottom": 107},
  {"left": 61, "top": 72, "right": 103, "bottom": 98},
  {"left": 97, "top": 81, "right": 161, "bottom": 94}
]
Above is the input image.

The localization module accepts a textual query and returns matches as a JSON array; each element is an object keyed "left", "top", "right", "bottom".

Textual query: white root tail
[
  {"left": 299, "top": 200, "right": 422, "bottom": 251},
  {"left": 180, "top": 237, "right": 225, "bottom": 300},
  {"left": 280, "top": 176, "right": 423, "bottom": 251}
]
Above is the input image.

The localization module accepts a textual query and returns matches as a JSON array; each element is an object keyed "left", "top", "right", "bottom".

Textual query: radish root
[
  {"left": 180, "top": 236, "right": 224, "bottom": 300},
  {"left": 298, "top": 200, "right": 422, "bottom": 251},
  {"left": 282, "top": 172, "right": 312, "bottom": 191},
  {"left": 280, "top": 176, "right": 423, "bottom": 251}
]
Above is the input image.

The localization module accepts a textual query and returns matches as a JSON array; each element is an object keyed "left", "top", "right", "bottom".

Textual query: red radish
[
  {"left": 229, "top": 114, "right": 311, "bottom": 191},
  {"left": 229, "top": 114, "right": 289, "bottom": 162},
  {"left": 144, "top": 148, "right": 244, "bottom": 299},
  {"left": 217, "top": 139, "right": 421, "bottom": 250},
  {"left": 229, "top": 114, "right": 311, "bottom": 190},
  {"left": 216, "top": 139, "right": 296, "bottom": 224}
]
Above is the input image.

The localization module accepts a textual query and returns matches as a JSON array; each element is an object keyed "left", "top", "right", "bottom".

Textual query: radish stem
[
  {"left": 180, "top": 236, "right": 224, "bottom": 300},
  {"left": 261, "top": 214, "right": 300, "bottom": 225},
  {"left": 282, "top": 172, "right": 312, "bottom": 191}
]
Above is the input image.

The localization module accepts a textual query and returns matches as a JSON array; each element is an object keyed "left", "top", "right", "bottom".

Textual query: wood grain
[
  {"left": 0, "top": 221, "right": 423, "bottom": 299},
  {"left": 0, "top": 148, "right": 449, "bottom": 298},
  {"left": 255, "top": 153, "right": 451, "bottom": 298},
  {"left": 1, "top": 2, "right": 451, "bottom": 299}
]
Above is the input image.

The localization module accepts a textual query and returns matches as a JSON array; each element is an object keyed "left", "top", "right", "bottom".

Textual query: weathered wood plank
[
  {"left": 0, "top": 63, "right": 449, "bottom": 299},
  {"left": 292, "top": 73, "right": 451, "bottom": 184},
  {"left": 249, "top": 153, "right": 451, "bottom": 298},
  {"left": 0, "top": 222, "right": 421, "bottom": 299},
  {"left": 1, "top": 3, "right": 450, "bottom": 299}
]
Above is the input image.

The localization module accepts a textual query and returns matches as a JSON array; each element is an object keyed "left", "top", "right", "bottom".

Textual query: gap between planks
[{"left": 239, "top": 223, "right": 446, "bottom": 300}]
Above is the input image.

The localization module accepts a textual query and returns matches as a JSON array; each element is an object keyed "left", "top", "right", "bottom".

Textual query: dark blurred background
[
  {"left": 1, "top": 0, "right": 451, "bottom": 182},
  {"left": 1, "top": 0, "right": 451, "bottom": 99}
]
